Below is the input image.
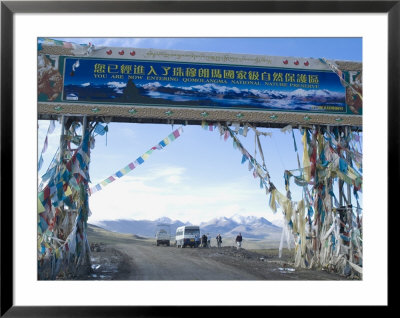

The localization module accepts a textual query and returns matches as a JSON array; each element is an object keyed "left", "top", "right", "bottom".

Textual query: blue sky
[{"left": 38, "top": 37, "right": 362, "bottom": 224}]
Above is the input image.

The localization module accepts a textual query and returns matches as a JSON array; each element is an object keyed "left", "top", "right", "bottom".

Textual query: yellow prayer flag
[
  {"left": 269, "top": 189, "right": 277, "bottom": 213},
  {"left": 38, "top": 198, "right": 45, "bottom": 214},
  {"left": 65, "top": 186, "right": 72, "bottom": 197},
  {"left": 37, "top": 237, "right": 43, "bottom": 250},
  {"left": 302, "top": 131, "right": 311, "bottom": 182},
  {"left": 142, "top": 153, "right": 150, "bottom": 160}
]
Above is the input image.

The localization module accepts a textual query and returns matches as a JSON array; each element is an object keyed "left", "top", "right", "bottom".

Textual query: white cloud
[
  {"left": 56, "top": 38, "right": 182, "bottom": 50},
  {"left": 118, "top": 126, "right": 137, "bottom": 139},
  {"left": 88, "top": 168, "right": 280, "bottom": 225},
  {"left": 98, "top": 38, "right": 149, "bottom": 48},
  {"left": 125, "top": 165, "right": 187, "bottom": 185},
  {"left": 165, "top": 175, "right": 183, "bottom": 185}
]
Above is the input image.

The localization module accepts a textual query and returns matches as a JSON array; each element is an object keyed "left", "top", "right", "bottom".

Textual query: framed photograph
[{"left": 1, "top": 1, "right": 396, "bottom": 316}]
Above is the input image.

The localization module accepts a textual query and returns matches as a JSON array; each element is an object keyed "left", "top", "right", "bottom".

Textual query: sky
[{"left": 38, "top": 37, "right": 362, "bottom": 225}]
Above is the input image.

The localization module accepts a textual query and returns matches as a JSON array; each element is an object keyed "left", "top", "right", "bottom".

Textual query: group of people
[
  {"left": 195, "top": 233, "right": 243, "bottom": 249},
  {"left": 195, "top": 234, "right": 210, "bottom": 248}
]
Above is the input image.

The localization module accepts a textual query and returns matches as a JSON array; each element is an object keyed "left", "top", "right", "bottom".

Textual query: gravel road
[
  {"left": 116, "top": 242, "right": 262, "bottom": 280},
  {"left": 88, "top": 238, "right": 349, "bottom": 280}
]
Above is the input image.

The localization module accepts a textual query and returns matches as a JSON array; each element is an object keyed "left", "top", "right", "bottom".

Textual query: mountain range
[
  {"left": 63, "top": 80, "right": 345, "bottom": 111},
  {"left": 142, "top": 81, "right": 345, "bottom": 104},
  {"left": 91, "top": 214, "right": 283, "bottom": 240}
]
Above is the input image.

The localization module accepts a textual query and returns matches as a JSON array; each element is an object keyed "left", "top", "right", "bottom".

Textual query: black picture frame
[{"left": 1, "top": 1, "right": 396, "bottom": 316}]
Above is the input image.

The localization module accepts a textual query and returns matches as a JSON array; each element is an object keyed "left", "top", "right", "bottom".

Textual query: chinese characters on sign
[{"left": 89, "top": 61, "right": 322, "bottom": 90}]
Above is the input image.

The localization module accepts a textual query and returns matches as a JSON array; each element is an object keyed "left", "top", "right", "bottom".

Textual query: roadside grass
[{"left": 87, "top": 224, "right": 151, "bottom": 245}]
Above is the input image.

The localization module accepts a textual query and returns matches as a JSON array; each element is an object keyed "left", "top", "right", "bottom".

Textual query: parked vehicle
[
  {"left": 155, "top": 224, "right": 171, "bottom": 246},
  {"left": 175, "top": 226, "right": 200, "bottom": 248}
]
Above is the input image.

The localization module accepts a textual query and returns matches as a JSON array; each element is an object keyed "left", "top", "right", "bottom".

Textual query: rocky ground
[{"left": 79, "top": 240, "right": 355, "bottom": 281}]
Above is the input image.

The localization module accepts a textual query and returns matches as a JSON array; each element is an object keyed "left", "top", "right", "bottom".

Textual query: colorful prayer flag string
[{"left": 89, "top": 126, "right": 184, "bottom": 195}]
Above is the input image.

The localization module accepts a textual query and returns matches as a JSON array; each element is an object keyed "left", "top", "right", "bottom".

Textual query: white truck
[
  {"left": 155, "top": 227, "right": 170, "bottom": 246},
  {"left": 175, "top": 225, "right": 200, "bottom": 248}
]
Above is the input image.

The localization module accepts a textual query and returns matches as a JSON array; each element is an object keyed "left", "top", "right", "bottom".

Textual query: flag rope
[{"left": 89, "top": 126, "right": 184, "bottom": 195}]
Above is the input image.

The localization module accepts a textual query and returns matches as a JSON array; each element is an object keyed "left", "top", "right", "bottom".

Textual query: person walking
[
  {"left": 216, "top": 234, "right": 222, "bottom": 248},
  {"left": 207, "top": 233, "right": 211, "bottom": 248},
  {"left": 235, "top": 233, "right": 243, "bottom": 250},
  {"left": 201, "top": 234, "right": 207, "bottom": 248}
]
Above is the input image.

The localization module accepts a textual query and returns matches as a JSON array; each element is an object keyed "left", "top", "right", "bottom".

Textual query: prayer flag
[
  {"left": 224, "top": 131, "right": 229, "bottom": 141},
  {"left": 120, "top": 167, "right": 129, "bottom": 174},
  {"left": 48, "top": 120, "right": 56, "bottom": 134},
  {"left": 302, "top": 130, "right": 311, "bottom": 182},
  {"left": 39, "top": 216, "right": 49, "bottom": 231},
  {"left": 168, "top": 133, "right": 176, "bottom": 141},
  {"left": 339, "top": 158, "right": 348, "bottom": 173},
  {"left": 94, "top": 124, "right": 107, "bottom": 136},
  {"left": 173, "top": 129, "right": 181, "bottom": 138},
  {"left": 38, "top": 155, "right": 44, "bottom": 171},
  {"left": 41, "top": 166, "right": 57, "bottom": 182},
  {"left": 69, "top": 177, "right": 80, "bottom": 191},
  {"left": 38, "top": 198, "right": 45, "bottom": 213},
  {"left": 42, "top": 136, "right": 48, "bottom": 153},
  {"left": 64, "top": 186, "right": 72, "bottom": 196}
]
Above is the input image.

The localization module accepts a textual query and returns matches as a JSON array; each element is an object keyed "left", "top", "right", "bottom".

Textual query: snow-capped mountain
[
  {"left": 92, "top": 215, "right": 282, "bottom": 240},
  {"left": 138, "top": 82, "right": 344, "bottom": 103},
  {"left": 200, "top": 215, "right": 281, "bottom": 239},
  {"left": 271, "top": 218, "right": 285, "bottom": 228},
  {"left": 64, "top": 78, "right": 345, "bottom": 112},
  {"left": 93, "top": 217, "right": 191, "bottom": 238}
]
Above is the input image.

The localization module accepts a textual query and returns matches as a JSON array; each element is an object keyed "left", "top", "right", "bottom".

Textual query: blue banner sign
[{"left": 57, "top": 57, "right": 353, "bottom": 115}]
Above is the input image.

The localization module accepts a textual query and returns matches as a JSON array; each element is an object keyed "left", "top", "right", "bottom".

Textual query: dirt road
[
  {"left": 88, "top": 236, "right": 348, "bottom": 280},
  {"left": 116, "top": 242, "right": 264, "bottom": 280}
]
